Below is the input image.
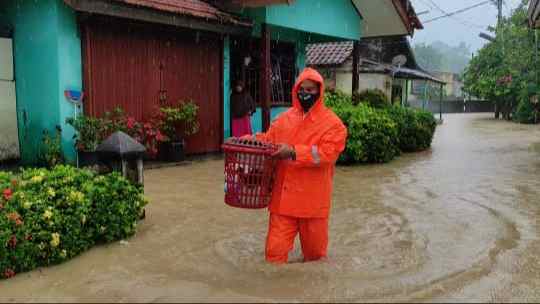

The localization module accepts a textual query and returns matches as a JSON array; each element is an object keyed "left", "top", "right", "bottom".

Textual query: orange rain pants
[
  {"left": 265, "top": 213, "right": 328, "bottom": 263},
  {"left": 255, "top": 68, "right": 347, "bottom": 264}
]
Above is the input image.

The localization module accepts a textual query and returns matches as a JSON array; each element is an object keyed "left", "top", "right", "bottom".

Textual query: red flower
[
  {"left": 7, "top": 235, "right": 17, "bottom": 248},
  {"left": 3, "top": 188, "right": 12, "bottom": 201},
  {"left": 3, "top": 268, "right": 15, "bottom": 279},
  {"left": 127, "top": 117, "right": 137, "bottom": 129},
  {"left": 15, "top": 218, "right": 23, "bottom": 226},
  {"left": 0, "top": 203, "right": 3, "bottom": 210},
  {"left": 156, "top": 131, "right": 166, "bottom": 142}
]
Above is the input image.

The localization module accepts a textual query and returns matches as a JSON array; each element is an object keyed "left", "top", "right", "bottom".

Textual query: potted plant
[
  {"left": 155, "top": 100, "right": 200, "bottom": 162},
  {"left": 66, "top": 115, "right": 104, "bottom": 167}
]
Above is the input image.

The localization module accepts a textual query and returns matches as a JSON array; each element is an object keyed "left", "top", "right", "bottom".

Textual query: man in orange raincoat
[{"left": 255, "top": 68, "right": 347, "bottom": 264}]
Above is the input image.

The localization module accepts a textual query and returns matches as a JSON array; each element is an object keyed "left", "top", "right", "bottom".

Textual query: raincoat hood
[{"left": 292, "top": 68, "right": 325, "bottom": 113}]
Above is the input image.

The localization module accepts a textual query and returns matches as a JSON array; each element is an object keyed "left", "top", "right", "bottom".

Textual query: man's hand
[{"left": 272, "top": 143, "right": 295, "bottom": 159}]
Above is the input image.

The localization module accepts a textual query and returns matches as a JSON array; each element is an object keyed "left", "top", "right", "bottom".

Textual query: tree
[
  {"left": 414, "top": 41, "right": 472, "bottom": 74},
  {"left": 414, "top": 43, "right": 444, "bottom": 72},
  {"left": 462, "top": 0, "right": 536, "bottom": 120}
]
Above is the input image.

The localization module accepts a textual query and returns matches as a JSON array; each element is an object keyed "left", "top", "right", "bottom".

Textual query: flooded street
[{"left": 1, "top": 113, "right": 540, "bottom": 302}]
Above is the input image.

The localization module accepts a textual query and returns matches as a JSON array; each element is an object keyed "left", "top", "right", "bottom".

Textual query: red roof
[{"left": 111, "top": 0, "right": 251, "bottom": 26}]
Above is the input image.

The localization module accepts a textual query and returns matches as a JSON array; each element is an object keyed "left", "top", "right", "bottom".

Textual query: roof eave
[{"left": 64, "top": 0, "right": 253, "bottom": 35}]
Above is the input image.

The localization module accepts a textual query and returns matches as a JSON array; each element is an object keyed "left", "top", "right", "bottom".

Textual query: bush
[
  {"left": 355, "top": 89, "right": 390, "bottom": 108},
  {"left": 514, "top": 98, "right": 537, "bottom": 124},
  {"left": 333, "top": 103, "right": 400, "bottom": 164},
  {"left": 325, "top": 90, "right": 437, "bottom": 164},
  {"left": 0, "top": 166, "right": 148, "bottom": 279},
  {"left": 385, "top": 106, "right": 437, "bottom": 152}
]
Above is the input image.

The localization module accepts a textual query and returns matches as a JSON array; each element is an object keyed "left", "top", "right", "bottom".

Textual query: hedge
[
  {"left": 325, "top": 90, "right": 437, "bottom": 164},
  {"left": 0, "top": 166, "right": 148, "bottom": 279}
]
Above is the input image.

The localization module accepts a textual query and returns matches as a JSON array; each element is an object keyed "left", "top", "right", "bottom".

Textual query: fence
[{"left": 407, "top": 99, "right": 494, "bottom": 113}]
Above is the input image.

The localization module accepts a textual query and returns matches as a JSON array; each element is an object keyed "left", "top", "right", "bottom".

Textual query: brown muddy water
[{"left": 1, "top": 113, "right": 540, "bottom": 303}]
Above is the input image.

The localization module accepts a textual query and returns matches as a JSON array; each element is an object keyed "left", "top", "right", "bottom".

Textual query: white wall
[
  {"left": 336, "top": 72, "right": 393, "bottom": 99},
  {"left": 0, "top": 38, "right": 20, "bottom": 160}
]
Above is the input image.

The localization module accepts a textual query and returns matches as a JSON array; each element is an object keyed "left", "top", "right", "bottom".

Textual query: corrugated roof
[
  {"left": 306, "top": 41, "right": 354, "bottom": 66},
  {"left": 110, "top": 0, "right": 251, "bottom": 26}
]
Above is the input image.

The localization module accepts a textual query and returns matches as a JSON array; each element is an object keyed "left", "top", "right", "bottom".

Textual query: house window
[{"left": 231, "top": 38, "right": 296, "bottom": 107}]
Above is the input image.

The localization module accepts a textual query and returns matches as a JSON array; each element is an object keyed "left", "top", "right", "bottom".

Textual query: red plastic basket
[{"left": 222, "top": 138, "right": 278, "bottom": 209}]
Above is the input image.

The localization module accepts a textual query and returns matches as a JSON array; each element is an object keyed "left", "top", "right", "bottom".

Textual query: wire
[
  {"left": 423, "top": 1, "right": 492, "bottom": 23},
  {"left": 418, "top": 0, "right": 492, "bottom": 30}
]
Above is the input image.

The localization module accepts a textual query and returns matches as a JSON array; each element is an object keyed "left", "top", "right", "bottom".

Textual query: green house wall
[{"left": 2, "top": 0, "right": 81, "bottom": 164}]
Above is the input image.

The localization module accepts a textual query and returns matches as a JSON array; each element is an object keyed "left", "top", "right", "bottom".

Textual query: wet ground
[{"left": 1, "top": 113, "right": 539, "bottom": 303}]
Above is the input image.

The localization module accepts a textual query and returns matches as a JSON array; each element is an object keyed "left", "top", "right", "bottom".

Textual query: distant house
[{"left": 307, "top": 36, "right": 444, "bottom": 105}]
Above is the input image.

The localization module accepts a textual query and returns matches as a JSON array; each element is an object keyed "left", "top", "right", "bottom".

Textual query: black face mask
[{"left": 297, "top": 91, "right": 320, "bottom": 112}]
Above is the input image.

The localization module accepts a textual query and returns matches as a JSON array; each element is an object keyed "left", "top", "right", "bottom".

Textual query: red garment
[
  {"left": 265, "top": 213, "right": 328, "bottom": 264},
  {"left": 231, "top": 115, "right": 253, "bottom": 137}
]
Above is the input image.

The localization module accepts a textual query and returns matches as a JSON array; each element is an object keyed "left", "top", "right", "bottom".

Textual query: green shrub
[
  {"left": 0, "top": 166, "right": 148, "bottom": 279},
  {"left": 333, "top": 104, "right": 400, "bottom": 164},
  {"left": 325, "top": 90, "right": 354, "bottom": 108},
  {"left": 385, "top": 106, "right": 437, "bottom": 152},
  {"left": 514, "top": 97, "right": 538, "bottom": 124},
  {"left": 355, "top": 89, "right": 390, "bottom": 108}
]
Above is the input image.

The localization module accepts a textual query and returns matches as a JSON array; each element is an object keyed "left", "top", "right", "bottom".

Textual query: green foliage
[
  {"left": 325, "top": 91, "right": 437, "bottom": 164},
  {"left": 66, "top": 116, "right": 104, "bottom": 152},
  {"left": 39, "top": 127, "right": 65, "bottom": 168},
  {"left": 0, "top": 166, "right": 148, "bottom": 279},
  {"left": 462, "top": 2, "right": 536, "bottom": 120},
  {"left": 355, "top": 89, "right": 390, "bottom": 109},
  {"left": 514, "top": 85, "right": 539, "bottom": 124},
  {"left": 156, "top": 100, "right": 200, "bottom": 142},
  {"left": 341, "top": 104, "right": 399, "bottom": 163},
  {"left": 414, "top": 41, "right": 472, "bottom": 74},
  {"left": 385, "top": 106, "right": 437, "bottom": 152}
]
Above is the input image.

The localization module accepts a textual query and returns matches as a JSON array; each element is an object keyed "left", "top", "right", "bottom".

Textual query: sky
[{"left": 409, "top": 0, "right": 524, "bottom": 53}]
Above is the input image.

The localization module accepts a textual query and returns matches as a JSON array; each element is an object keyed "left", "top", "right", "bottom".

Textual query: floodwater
[{"left": 1, "top": 113, "right": 540, "bottom": 303}]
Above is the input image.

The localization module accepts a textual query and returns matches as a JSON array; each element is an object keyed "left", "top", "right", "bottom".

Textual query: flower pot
[
  {"left": 78, "top": 151, "right": 100, "bottom": 168},
  {"left": 158, "top": 140, "right": 185, "bottom": 162}
]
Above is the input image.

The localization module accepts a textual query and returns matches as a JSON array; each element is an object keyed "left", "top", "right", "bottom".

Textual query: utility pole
[{"left": 496, "top": 0, "right": 504, "bottom": 54}]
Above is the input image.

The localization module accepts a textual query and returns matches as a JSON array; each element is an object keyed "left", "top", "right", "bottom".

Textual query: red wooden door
[{"left": 83, "top": 18, "right": 223, "bottom": 154}]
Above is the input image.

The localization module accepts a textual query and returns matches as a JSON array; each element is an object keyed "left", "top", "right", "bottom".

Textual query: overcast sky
[{"left": 409, "top": 0, "right": 524, "bottom": 52}]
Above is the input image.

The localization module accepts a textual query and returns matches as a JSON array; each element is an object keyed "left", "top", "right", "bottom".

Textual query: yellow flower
[
  {"left": 47, "top": 188, "right": 56, "bottom": 198},
  {"left": 30, "top": 175, "right": 44, "bottom": 183},
  {"left": 43, "top": 210, "right": 53, "bottom": 220},
  {"left": 60, "top": 249, "right": 67, "bottom": 258},
  {"left": 23, "top": 201, "right": 32, "bottom": 209},
  {"left": 100, "top": 226, "right": 106, "bottom": 233},
  {"left": 69, "top": 191, "right": 85, "bottom": 203},
  {"left": 81, "top": 215, "right": 86, "bottom": 224},
  {"left": 50, "top": 233, "right": 60, "bottom": 248},
  {"left": 38, "top": 242, "right": 45, "bottom": 250}
]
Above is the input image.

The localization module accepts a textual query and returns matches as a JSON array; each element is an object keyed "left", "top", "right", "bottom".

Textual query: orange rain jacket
[{"left": 256, "top": 68, "right": 347, "bottom": 218}]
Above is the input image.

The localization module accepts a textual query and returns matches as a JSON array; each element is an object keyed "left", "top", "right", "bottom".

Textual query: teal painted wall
[
  {"left": 250, "top": 107, "right": 289, "bottom": 134},
  {"left": 223, "top": 36, "right": 231, "bottom": 139},
  {"left": 3, "top": 0, "right": 81, "bottom": 164},
  {"left": 244, "top": 0, "right": 362, "bottom": 41}
]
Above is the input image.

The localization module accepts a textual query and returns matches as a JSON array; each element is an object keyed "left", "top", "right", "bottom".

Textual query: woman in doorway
[{"left": 231, "top": 80, "right": 256, "bottom": 137}]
